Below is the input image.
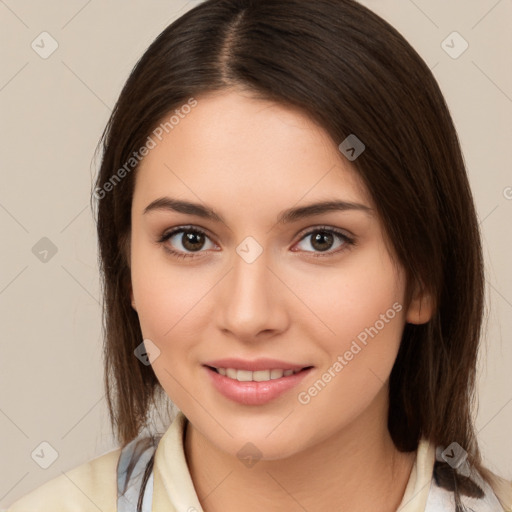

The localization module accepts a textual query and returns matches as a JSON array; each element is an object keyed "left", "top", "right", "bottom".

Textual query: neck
[{"left": 184, "top": 387, "right": 416, "bottom": 512}]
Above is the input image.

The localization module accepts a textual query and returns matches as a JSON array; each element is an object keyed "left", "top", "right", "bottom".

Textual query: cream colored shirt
[{"left": 5, "top": 411, "right": 506, "bottom": 511}]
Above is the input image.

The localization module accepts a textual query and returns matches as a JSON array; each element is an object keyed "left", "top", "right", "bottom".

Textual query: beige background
[{"left": 1, "top": 0, "right": 511, "bottom": 508}]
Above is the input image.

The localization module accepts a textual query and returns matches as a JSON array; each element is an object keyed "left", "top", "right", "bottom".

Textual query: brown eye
[
  {"left": 294, "top": 227, "right": 355, "bottom": 257},
  {"left": 310, "top": 231, "right": 335, "bottom": 252},
  {"left": 159, "top": 227, "right": 216, "bottom": 258},
  {"left": 180, "top": 231, "right": 206, "bottom": 251}
]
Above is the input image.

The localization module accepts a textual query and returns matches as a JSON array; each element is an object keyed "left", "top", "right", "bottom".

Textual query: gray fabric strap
[{"left": 117, "top": 436, "right": 160, "bottom": 512}]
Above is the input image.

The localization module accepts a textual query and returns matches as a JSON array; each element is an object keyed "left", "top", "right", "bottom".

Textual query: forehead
[{"left": 134, "top": 89, "right": 372, "bottom": 212}]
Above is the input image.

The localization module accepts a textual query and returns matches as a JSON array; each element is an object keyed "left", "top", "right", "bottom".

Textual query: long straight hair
[{"left": 93, "top": 1, "right": 511, "bottom": 510}]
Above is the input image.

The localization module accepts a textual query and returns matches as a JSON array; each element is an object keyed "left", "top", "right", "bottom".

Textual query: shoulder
[{"left": 6, "top": 447, "right": 122, "bottom": 512}]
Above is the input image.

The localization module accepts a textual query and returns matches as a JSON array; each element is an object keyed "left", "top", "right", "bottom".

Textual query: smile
[
  {"left": 204, "top": 365, "right": 314, "bottom": 405},
  {"left": 210, "top": 367, "right": 305, "bottom": 382}
]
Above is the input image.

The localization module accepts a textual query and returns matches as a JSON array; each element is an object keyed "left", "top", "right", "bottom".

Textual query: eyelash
[{"left": 157, "top": 225, "right": 356, "bottom": 260}]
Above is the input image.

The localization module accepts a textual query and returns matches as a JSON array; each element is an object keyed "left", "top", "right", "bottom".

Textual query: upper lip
[{"left": 203, "top": 358, "right": 312, "bottom": 372}]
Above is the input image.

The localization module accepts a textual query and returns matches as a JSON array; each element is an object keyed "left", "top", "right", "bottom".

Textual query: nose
[{"left": 216, "top": 243, "right": 288, "bottom": 342}]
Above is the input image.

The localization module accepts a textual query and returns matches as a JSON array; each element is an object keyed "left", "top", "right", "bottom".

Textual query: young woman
[{"left": 8, "top": 0, "right": 512, "bottom": 511}]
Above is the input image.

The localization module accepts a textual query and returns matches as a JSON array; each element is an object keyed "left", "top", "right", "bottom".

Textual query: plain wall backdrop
[{"left": 1, "top": 0, "right": 511, "bottom": 508}]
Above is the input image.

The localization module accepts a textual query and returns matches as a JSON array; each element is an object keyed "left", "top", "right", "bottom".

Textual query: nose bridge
[{"left": 219, "top": 237, "right": 282, "bottom": 336}]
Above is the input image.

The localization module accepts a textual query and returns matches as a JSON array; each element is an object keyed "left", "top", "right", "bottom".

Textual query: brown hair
[{"left": 92, "top": 0, "right": 511, "bottom": 510}]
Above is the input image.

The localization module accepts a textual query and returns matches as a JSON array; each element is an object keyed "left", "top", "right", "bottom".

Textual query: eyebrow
[{"left": 143, "top": 197, "right": 373, "bottom": 224}]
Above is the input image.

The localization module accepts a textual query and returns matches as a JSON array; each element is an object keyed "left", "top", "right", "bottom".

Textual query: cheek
[
  {"left": 130, "top": 249, "right": 210, "bottom": 407},
  {"left": 130, "top": 237, "right": 216, "bottom": 357},
  {"left": 291, "top": 258, "right": 405, "bottom": 432},
  {"left": 289, "top": 248, "right": 406, "bottom": 422},
  {"left": 130, "top": 234, "right": 178, "bottom": 338},
  {"left": 291, "top": 245, "right": 405, "bottom": 352},
  {"left": 132, "top": 265, "right": 205, "bottom": 341}
]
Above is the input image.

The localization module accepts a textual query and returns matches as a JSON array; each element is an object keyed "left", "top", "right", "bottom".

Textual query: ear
[{"left": 406, "top": 281, "right": 434, "bottom": 325}]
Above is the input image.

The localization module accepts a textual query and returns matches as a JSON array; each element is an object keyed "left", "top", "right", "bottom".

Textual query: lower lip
[{"left": 204, "top": 366, "right": 313, "bottom": 405}]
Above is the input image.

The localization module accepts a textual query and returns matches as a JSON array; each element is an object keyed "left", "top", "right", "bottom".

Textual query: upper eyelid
[
  {"left": 161, "top": 224, "right": 350, "bottom": 236},
  {"left": 296, "top": 225, "right": 353, "bottom": 239},
  {"left": 161, "top": 225, "right": 215, "bottom": 242},
  {"left": 161, "top": 224, "right": 353, "bottom": 247}
]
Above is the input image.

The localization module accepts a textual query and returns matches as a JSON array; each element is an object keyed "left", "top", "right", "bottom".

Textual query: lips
[{"left": 204, "top": 366, "right": 312, "bottom": 406}]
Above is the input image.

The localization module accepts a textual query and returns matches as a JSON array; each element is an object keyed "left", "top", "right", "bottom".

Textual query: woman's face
[{"left": 129, "top": 89, "right": 429, "bottom": 460}]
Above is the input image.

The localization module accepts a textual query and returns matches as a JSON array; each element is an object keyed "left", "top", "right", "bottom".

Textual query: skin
[{"left": 129, "top": 88, "right": 433, "bottom": 511}]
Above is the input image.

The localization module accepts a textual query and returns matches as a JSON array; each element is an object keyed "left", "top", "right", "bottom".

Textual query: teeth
[{"left": 215, "top": 367, "right": 301, "bottom": 382}]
